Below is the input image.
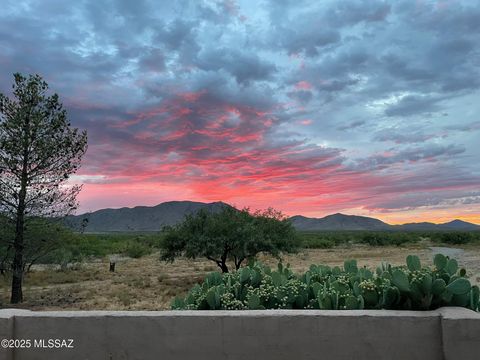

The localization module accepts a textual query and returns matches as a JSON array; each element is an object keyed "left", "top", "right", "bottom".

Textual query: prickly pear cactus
[{"left": 171, "top": 254, "right": 480, "bottom": 312}]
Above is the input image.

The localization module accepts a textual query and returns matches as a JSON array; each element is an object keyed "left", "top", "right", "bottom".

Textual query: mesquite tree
[
  {"left": 161, "top": 206, "right": 299, "bottom": 273},
  {"left": 0, "top": 73, "right": 87, "bottom": 303}
]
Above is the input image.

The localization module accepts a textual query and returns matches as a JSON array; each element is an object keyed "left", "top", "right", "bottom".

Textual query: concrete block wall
[{"left": 0, "top": 307, "right": 478, "bottom": 360}]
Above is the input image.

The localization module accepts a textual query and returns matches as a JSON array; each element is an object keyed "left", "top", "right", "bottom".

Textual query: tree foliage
[
  {"left": 0, "top": 73, "right": 87, "bottom": 303},
  {"left": 161, "top": 206, "right": 299, "bottom": 273},
  {"left": 0, "top": 218, "right": 73, "bottom": 273}
]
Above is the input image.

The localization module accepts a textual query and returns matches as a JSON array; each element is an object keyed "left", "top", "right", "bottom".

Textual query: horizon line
[{"left": 74, "top": 199, "right": 480, "bottom": 226}]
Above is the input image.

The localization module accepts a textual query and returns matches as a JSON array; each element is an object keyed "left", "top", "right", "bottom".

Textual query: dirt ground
[{"left": 1, "top": 242, "right": 479, "bottom": 311}]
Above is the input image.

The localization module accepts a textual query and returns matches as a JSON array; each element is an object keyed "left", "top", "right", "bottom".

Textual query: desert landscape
[
  {"left": 2, "top": 239, "right": 479, "bottom": 311},
  {"left": 1, "top": 1, "right": 480, "bottom": 357}
]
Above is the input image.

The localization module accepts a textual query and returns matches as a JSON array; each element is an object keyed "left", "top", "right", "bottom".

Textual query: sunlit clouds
[{"left": 1, "top": 0, "right": 479, "bottom": 223}]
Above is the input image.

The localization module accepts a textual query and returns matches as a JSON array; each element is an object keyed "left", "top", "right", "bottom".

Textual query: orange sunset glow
[{"left": 2, "top": 0, "right": 479, "bottom": 225}]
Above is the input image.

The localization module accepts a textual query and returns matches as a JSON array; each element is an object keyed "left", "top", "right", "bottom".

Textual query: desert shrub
[
  {"left": 33, "top": 233, "right": 164, "bottom": 263},
  {"left": 360, "top": 233, "right": 388, "bottom": 246},
  {"left": 49, "top": 248, "right": 84, "bottom": 271},
  {"left": 436, "top": 232, "right": 473, "bottom": 245},
  {"left": 359, "top": 232, "right": 416, "bottom": 246},
  {"left": 301, "top": 232, "right": 358, "bottom": 248},
  {"left": 123, "top": 242, "right": 151, "bottom": 258},
  {"left": 138, "top": 234, "right": 165, "bottom": 248},
  {"left": 299, "top": 231, "right": 420, "bottom": 248},
  {"left": 299, "top": 232, "right": 340, "bottom": 248},
  {"left": 114, "top": 290, "right": 133, "bottom": 306},
  {"left": 301, "top": 236, "right": 335, "bottom": 249},
  {"left": 172, "top": 254, "right": 479, "bottom": 312}
]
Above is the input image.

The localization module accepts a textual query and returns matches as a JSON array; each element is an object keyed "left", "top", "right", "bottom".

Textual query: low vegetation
[
  {"left": 3, "top": 227, "right": 477, "bottom": 275},
  {"left": 434, "top": 232, "right": 479, "bottom": 245},
  {"left": 299, "top": 230, "right": 480, "bottom": 248},
  {"left": 171, "top": 254, "right": 479, "bottom": 311},
  {"left": 1, "top": 229, "right": 165, "bottom": 272},
  {"left": 2, "top": 244, "right": 480, "bottom": 311}
]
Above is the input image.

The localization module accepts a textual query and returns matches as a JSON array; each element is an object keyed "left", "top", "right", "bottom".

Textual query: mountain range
[
  {"left": 289, "top": 214, "right": 480, "bottom": 231},
  {"left": 65, "top": 200, "right": 480, "bottom": 232}
]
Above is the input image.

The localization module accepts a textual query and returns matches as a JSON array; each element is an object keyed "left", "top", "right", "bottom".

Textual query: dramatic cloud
[{"left": 1, "top": 0, "right": 479, "bottom": 223}]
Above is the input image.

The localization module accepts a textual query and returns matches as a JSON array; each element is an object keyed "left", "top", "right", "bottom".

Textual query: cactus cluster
[{"left": 171, "top": 254, "right": 480, "bottom": 311}]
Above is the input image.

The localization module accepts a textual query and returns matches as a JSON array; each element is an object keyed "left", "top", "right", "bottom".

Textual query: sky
[{"left": 0, "top": 0, "right": 479, "bottom": 224}]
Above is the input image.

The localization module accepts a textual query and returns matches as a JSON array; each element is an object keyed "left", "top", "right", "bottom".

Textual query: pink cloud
[
  {"left": 298, "top": 119, "right": 313, "bottom": 125},
  {"left": 72, "top": 90, "right": 480, "bottom": 224},
  {"left": 294, "top": 81, "right": 313, "bottom": 90}
]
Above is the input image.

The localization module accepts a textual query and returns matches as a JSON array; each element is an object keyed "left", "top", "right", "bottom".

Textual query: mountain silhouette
[{"left": 65, "top": 201, "right": 480, "bottom": 232}]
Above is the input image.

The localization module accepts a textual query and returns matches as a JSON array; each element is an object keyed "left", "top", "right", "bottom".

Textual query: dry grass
[{"left": 1, "top": 242, "right": 480, "bottom": 311}]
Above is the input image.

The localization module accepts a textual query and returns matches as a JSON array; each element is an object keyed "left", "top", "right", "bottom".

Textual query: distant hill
[
  {"left": 392, "top": 222, "right": 439, "bottom": 231},
  {"left": 65, "top": 201, "right": 480, "bottom": 232},
  {"left": 65, "top": 201, "right": 229, "bottom": 232},
  {"left": 438, "top": 220, "right": 480, "bottom": 231},
  {"left": 293, "top": 215, "right": 480, "bottom": 232},
  {"left": 392, "top": 220, "right": 480, "bottom": 232},
  {"left": 290, "top": 213, "right": 391, "bottom": 231}
]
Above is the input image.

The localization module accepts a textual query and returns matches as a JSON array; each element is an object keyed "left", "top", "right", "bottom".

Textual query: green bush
[
  {"left": 437, "top": 232, "right": 473, "bottom": 245},
  {"left": 300, "top": 234, "right": 335, "bottom": 249},
  {"left": 298, "top": 231, "right": 422, "bottom": 248},
  {"left": 48, "top": 248, "right": 84, "bottom": 271},
  {"left": 359, "top": 232, "right": 415, "bottom": 246},
  {"left": 36, "top": 233, "right": 164, "bottom": 264},
  {"left": 299, "top": 231, "right": 356, "bottom": 248},
  {"left": 171, "top": 254, "right": 479, "bottom": 311},
  {"left": 123, "top": 242, "right": 151, "bottom": 258}
]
